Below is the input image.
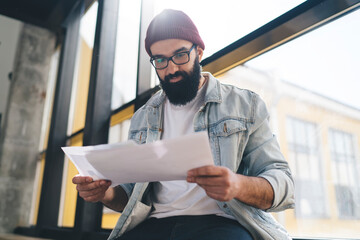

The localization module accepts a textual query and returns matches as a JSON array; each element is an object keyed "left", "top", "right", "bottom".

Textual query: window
[
  {"left": 111, "top": 0, "right": 141, "bottom": 110},
  {"left": 329, "top": 129, "right": 360, "bottom": 219},
  {"left": 102, "top": 104, "right": 134, "bottom": 229},
  {"left": 286, "top": 117, "right": 326, "bottom": 218},
  {"left": 67, "top": 1, "right": 98, "bottom": 135},
  {"left": 60, "top": 1, "right": 99, "bottom": 227}
]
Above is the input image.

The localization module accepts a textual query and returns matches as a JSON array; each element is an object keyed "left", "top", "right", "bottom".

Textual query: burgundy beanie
[{"left": 145, "top": 9, "right": 205, "bottom": 56}]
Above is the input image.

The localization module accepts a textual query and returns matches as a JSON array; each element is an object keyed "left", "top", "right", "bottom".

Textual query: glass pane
[
  {"left": 286, "top": 120, "right": 293, "bottom": 143},
  {"left": 108, "top": 119, "right": 131, "bottom": 144},
  {"left": 218, "top": 7, "right": 360, "bottom": 239},
  {"left": 295, "top": 120, "right": 307, "bottom": 146},
  {"left": 309, "top": 155, "right": 320, "bottom": 181},
  {"left": 297, "top": 153, "right": 310, "bottom": 179},
  {"left": 61, "top": 1, "right": 99, "bottom": 227},
  {"left": 331, "top": 162, "right": 338, "bottom": 184},
  {"left": 338, "top": 162, "right": 349, "bottom": 185},
  {"left": 307, "top": 124, "right": 316, "bottom": 149},
  {"left": 337, "top": 133, "right": 346, "bottom": 155},
  {"left": 102, "top": 106, "right": 133, "bottom": 229},
  {"left": 344, "top": 134, "right": 352, "bottom": 156},
  {"left": 111, "top": 0, "right": 141, "bottom": 110},
  {"left": 329, "top": 129, "right": 359, "bottom": 190},
  {"left": 348, "top": 165, "right": 355, "bottom": 186},
  {"left": 102, "top": 119, "right": 131, "bottom": 229},
  {"left": 67, "top": 1, "right": 98, "bottom": 134},
  {"left": 295, "top": 179, "right": 326, "bottom": 218},
  {"left": 153, "top": 0, "right": 304, "bottom": 59}
]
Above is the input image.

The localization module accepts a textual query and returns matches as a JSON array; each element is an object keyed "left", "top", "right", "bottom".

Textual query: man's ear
[{"left": 197, "top": 47, "right": 204, "bottom": 62}]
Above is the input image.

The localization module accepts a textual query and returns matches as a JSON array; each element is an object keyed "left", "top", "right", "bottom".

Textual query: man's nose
[{"left": 166, "top": 60, "right": 179, "bottom": 74}]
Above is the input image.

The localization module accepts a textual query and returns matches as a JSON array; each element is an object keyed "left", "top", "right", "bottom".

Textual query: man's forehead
[{"left": 150, "top": 39, "right": 193, "bottom": 56}]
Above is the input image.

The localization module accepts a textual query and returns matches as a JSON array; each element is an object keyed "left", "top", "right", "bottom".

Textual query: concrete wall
[
  {"left": 0, "top": 15, "right": 22, "bottom": 130},
  {"left": 0, "top": 21, "right": 56, "bottom": 233}
]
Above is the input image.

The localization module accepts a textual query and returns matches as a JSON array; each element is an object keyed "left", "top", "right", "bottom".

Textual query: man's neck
[{"left": 198, "top": 74, "right": 206, "bottom": 90}]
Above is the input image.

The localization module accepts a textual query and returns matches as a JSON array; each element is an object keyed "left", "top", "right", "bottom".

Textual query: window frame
[
  {"left": 329, "top": 128, "right": 360, "bottom": 220},
  {"left": 286, "top": 116, "right": 328, "bottom": 218}
]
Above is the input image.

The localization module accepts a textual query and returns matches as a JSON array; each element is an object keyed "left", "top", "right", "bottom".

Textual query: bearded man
[{"left": 73, "top": 9, "right": 294, "bottom": 240}]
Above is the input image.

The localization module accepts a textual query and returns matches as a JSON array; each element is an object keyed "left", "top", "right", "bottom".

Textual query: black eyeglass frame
[{"left": 149, "top": 44, "right": 196, "bottom": 70}]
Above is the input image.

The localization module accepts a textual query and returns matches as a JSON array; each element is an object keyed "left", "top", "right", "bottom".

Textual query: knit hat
[{"left": 145, "top": 9, "right": 205, "bottom": 56}]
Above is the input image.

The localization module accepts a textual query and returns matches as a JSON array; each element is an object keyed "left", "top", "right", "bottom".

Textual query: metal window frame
[
  {"left": 36, "top": 0, "right": 84, "bottom": 229},
  {"left": 135, "top": 0, "right": 154, "bottom": 96},
  {"left": 74, "top": 0, "right": 119, "bottom": 233}
]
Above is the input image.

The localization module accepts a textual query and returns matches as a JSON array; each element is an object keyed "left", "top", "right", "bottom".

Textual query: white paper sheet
[{"left": 62, "top": 131, "right": 214, "bottom": 186}]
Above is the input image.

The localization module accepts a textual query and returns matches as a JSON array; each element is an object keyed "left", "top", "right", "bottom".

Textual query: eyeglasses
[{"left": 150, "top": 44, "right": 196, "bottom": 70}]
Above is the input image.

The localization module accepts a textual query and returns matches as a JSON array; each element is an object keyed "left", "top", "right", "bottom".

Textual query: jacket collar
[{"left": 202, "top": 72, "right": 222, "bottom": 104}]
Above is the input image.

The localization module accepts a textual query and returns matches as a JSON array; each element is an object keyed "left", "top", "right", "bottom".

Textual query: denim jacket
[{"left": 108, "top": 72, "right": 295, "bottom": 240}]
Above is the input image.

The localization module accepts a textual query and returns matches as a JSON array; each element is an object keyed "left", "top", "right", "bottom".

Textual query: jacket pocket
[
  {"left": 209, "top": 119, "right": 247, "bottom": 171},
  {"left": 129, "top": 129, "right": 147, "bottom": 144},
  {"left": 211, "top": 119, "right": 247, "bottom": 137}
]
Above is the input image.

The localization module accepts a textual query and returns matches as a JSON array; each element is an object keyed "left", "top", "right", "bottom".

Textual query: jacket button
[{"left": 223, "top": 204, "right": 228, "bottom": 208}]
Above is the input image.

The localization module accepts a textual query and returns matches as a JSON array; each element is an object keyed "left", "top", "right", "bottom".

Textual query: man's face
[{"left": 150, "top": 39, "right": 204, "bottom": 105}]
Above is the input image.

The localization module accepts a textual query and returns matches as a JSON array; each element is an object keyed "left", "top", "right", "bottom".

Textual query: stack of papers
[{"left": 62, "top": 131, "right": 214, "bottom": 186}]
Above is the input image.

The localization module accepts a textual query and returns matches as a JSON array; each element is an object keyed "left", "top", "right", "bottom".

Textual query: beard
[{"left": 158, "top": 56, "right": 201, "bottom": 106}]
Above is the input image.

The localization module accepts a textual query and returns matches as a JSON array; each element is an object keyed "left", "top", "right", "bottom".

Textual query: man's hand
[
  {"left": 187, "top": 165, "right": 274, "bottom": 210},
  {"left": 187, "top": 166, "right": 240, "bottom": 202},
  {"left": 72, "top": 176, "right": 112, "bottom": 203}
]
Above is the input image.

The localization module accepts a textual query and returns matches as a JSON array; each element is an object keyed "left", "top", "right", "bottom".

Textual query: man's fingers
[
  {"left": 79, "top": 185, "right": 108, "bottom": 198},
  {"left": 72, "top": 176, "right": 93, "bottom": 184},
  {"left": 188, "top": 165, "right": 227, "bottom": 177},
  {"left": 200, "top": 185, "right": 226, "bottom": 193},
  {"left": 78, "top": 183, "right": 112, "bottom": 203},
  {"left": 76, "top": 180, "right": 111, "bottom": 191},
  {"left": 187, "top": 176, "right": 226, "bottom": 186}
]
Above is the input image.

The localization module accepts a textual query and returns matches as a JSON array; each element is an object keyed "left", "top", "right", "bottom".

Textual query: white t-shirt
[{"left": 149, "top": 78, "right": 235, "bottom": 220}]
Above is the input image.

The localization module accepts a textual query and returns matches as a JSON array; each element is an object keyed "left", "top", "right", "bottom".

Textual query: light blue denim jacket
[{"left": 108, "top": 72, "right": 295, "bottom": 240}]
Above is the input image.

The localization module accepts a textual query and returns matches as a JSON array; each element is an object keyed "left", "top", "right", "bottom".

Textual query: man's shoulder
[
  {"left": 132, "top": 89, "right": 164, "bottom": 117},
  {"left": 204, "top": 72, "right": 258, "bottom": 104},
  {"left": 211, "top": 80, "right": 268, "bottom": 123},
  {"left": 218, "top": 81, "right": 259, "bottom": 104}
]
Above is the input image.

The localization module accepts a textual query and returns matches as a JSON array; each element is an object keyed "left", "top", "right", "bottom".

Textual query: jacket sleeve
[{"left": 242, "top": 93, "right": 295, "bottom": 212}]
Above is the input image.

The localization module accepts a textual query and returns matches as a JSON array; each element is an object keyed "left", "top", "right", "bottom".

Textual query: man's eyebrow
[
  {"left": 173, "top": 46, "right": 189, "bottom": 53},
  {"left": 151, "top": 46, "right": 191, "bottom": 58}
]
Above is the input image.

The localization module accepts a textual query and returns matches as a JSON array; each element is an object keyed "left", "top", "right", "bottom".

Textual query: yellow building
[{"left": 219, "top": 66, "right": 360, "bottom": 238}]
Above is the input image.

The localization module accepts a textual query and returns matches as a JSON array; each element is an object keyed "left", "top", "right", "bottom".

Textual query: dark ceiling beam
[
  {"left": 46, "top": 0, "right": 85, "bottom": 30},
  {"left": 202, "top": 0, "right": 360, "bottom": 76},
  {"left": 0, "top": 0, "right": 95, "bottom": 32},
  {"left": 0, "top": 6, "right": 50, "bottom": 30}
]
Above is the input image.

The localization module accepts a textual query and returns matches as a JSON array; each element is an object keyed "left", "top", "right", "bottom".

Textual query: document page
[{"left": 62, "top": 131, "right": 214, "bottom": 186}]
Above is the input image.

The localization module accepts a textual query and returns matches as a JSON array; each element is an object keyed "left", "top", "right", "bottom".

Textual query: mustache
[{"left": 164, "top": 71, "right": 187, "bottom": 82}]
